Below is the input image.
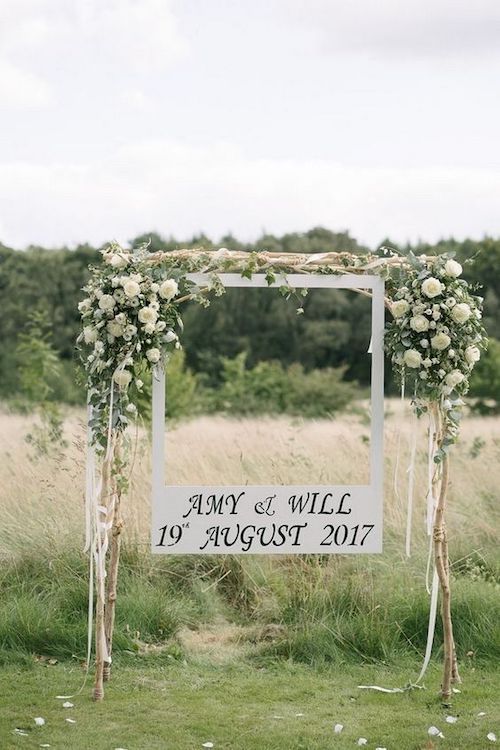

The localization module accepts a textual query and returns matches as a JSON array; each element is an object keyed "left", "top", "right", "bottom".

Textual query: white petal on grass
[
  {"left": 295, "top": 713, "right": 304, "bottom": 717},
  {"left": 34, "top": 717, "right": 45, "bottom": 726},
  {"left": 62, "top": 701, "right": 74, "bottom": 708},
  {"left": 40, "top": 745, "right": 51, "bottom": 748},
  {"left": 202, "top": 744, "right": 214, "bottom": 748},
  {"left": 478, "top": 712, "right": 487, "bottom": 717},
  {"left": 428, "top": 726, "right": 445, "bottom": 738},
  {"left": 272, "top": 715, "right": 284, "bottom": 719},
  {"left": 334, "top": 723, "right": 344, "bottom": 733},
  {"left": 375, "top": 747, "right": 388, "bottom": 749},
  {"left": 357, "top": 739, "right": 368, "bottom": 746},
  {"left": 487, "top": 733, "right": 497, "bottom": 742},
  {"left": 13, "top": 728, "right": 29, "bottom": 736},
  {"left": 65, "top": 718, "right": 76, "bottom": 724},
  {"left": 452, "top": 688, "right": 461, "bottom": 694},
  {"left": 55, "top": 695, "right": 72, "bottom": 699},
  {"left": 446, "top": 716, "right": 458, "bottom": 724}
]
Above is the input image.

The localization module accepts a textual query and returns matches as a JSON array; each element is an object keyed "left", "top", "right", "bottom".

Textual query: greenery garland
[{"left": 78, "top": 243, "right": 486, "bottom": 455}]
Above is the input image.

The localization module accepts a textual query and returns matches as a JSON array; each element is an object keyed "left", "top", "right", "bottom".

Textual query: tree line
[{"left": 1, "top": 227, "right": 499, "bottom": 407}]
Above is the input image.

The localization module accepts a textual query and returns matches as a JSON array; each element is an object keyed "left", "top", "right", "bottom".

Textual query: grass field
[
  {"left": 0, "top": 403, "right": 499, "bottom": 748},
  {"left": 1, "top": 660, "right": 498, "bottom": 749}
]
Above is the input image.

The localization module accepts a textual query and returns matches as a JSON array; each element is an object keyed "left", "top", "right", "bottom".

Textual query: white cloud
[
  {"left": 285, "top": 0, "right": 500, "bottom": 58},
  {"left": 0, "top": 60, "right": 52, "bottom": 108},
  {"left": 1, "top": 140, "right": 499, "bottom": 248},
  {"left": 0, "top": 0, "right": 188, "bottom": 71},
  {"left": 118, "top": 88, "right": 151, "bottom": 111}
]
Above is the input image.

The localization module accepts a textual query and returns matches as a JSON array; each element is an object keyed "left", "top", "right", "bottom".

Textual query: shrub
[{"left": 204, "top": 352, "right": 360, "bottom": 417}]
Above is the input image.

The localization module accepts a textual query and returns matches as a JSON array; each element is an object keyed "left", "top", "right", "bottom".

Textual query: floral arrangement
[
  {"left": 385, "top": 252, "right": 486, "bottom": 461},
  {"left": 78, "top": 244, "right": 485, "bottom": 459},
  {"left": 77, "top": 243, "right": 188, "bottom": 451}
]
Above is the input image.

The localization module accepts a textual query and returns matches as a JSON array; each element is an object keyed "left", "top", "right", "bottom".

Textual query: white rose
[
  {"left": 83, "top": 325, "right": 98, "bottom": 344},
  {"left": 155, "top": 321, "right": 167, "bottom": 332},
  {"left": 144, "top": 322, "right": 156, "bottom": 334},
  {"left": 109, "top": 253, "right": 129, "bottom": 269},
  {"left": 107, "top": 321, "right": 124, "bottom": 337},
  {"left": 451, "top": 303, "right": 471, "bottom": 324},
  {"left": 421, "top": 277, "right": 443, "bottom": 298},
  {"left": 98, "top": 294, "right": 116, "bottom": 311},
  {"left": 446, "top": 297, "right": 456, "bottom": 308},
  {"left": 150, "top": 283, "right": 159, "bottom": 293},
  {"left": 431, "top": 332, "right": 451, "bottom": 350},
  {"left": 123, "top": 279, "right": 141, "bottom": 298},
  {"left": 123, "top": 324, "right": 137, "bottom": 341},
  {"left": 465, "top": 345, "right": 480, "bottom": 364},
  {"left": 159, "top": 279, "right": 179, "bottom": 301},
  {"left": 164, "top": 329, "right": 177, "bottom": 342},
  {"left": 126, "top": 403, "right": 137, "bottom": 413},
  {"left": 391, "top": 300, "right": 410, "bottom": 318},
  {"left": 445, "top": 369, "right": 465, "bottom": 387},
  {"left": 113, "top": 369, "right": 132, "bottom": 388},
  {"left": 444, "top": 259, "right": 462, "bottom": 278},
  {"left": 138, "top": 306, "right": 158, "bottom": 324},
  {"left": 135, "top": 378, "right": 144, "bottom": 389},
  {"left": 146, "top": 347, "right": 161, "bottom": 363},
  {"left": 409, "top": 315, "right": 429, "bottom": 333},
  {"left": 422, "top": 358, "right": 432, "bottom": 368},
  {"left": 78, "top": 298, "right": 92, "bottom": 313},
  {"left": 403, "top": 349, "right": 422, "bottom": 368},
  {"left": 113, "top": 289, "right": 125, "bottom": 303}
]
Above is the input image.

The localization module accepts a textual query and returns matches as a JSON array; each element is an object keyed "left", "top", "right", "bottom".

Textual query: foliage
[
  {"left": 203, "top": 352, "right": 359, "bottom": 417},
  {"left": 1, "top": 230, "right": 500, "bottom": 406},
  {"left": 13, "top": 312, "right": 67, "bottom": 455},
  {"left": 134, "top": 350, "right": 200, "bottom": 422},
  {"left": 470, "top": 337, "right": 500, "bottom": 413}
]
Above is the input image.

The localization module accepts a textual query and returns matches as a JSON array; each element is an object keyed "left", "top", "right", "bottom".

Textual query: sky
[{"left": 1, "top": 0, "right": 500, "bottom": 249}]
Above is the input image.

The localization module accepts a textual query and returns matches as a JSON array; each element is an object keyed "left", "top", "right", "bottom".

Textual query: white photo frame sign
[{"left": 151, "top": 273, "right": 385, "bottom": 554}]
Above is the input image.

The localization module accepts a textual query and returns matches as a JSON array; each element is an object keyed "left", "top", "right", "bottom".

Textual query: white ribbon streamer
[
  {"left": 392, "top": 378, "right": 405, "bottom": 506},
  {"left": 415, "top": 567, "right": 440, "bottom": 686},
  {"left": 405, "top": 411, "right": 418, "bottom": 557}
]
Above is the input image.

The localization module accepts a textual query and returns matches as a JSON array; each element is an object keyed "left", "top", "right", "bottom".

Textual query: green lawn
[{"left": 0, "top": 659, "right": 498, "bottom": 750}]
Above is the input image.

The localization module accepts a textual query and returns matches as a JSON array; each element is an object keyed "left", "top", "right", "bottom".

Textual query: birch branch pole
[{"left": 431, "top": 402, "right": 461, "bottom": 700}]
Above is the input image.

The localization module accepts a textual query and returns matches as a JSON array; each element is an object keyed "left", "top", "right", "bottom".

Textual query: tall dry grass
[{"left": 1, "top": 401, "right": 497, "bottom": 558}]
